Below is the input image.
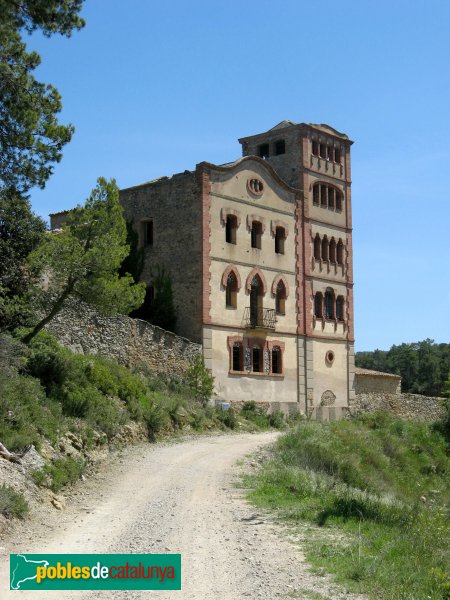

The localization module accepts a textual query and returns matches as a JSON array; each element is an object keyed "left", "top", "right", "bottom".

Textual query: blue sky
[{"left": 26, "top": 0, "right": 450, "bottom": 351}]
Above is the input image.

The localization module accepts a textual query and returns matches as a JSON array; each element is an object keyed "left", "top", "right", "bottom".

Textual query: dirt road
[{"left": 0, "top": 432, "right": 364, "bottom": 599}]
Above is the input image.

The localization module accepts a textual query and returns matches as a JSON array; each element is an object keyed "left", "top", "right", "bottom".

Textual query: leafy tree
[
  {"left": 0, "top": 0, "right": 85, "bottom": 193},
  {"left": 131, "top": 265, "right": 177, "bottom": 333},
  {"left": 185, "top": 354, "right": 214, "bottom": 407},
  {"left": 22, "top": 178, "right": 146, "bottom": 343},
  {"left": 356, "top": 339, "right": 450, "bottom": 397},
  {"left": 119, "top": 221, "right": 144, "bottom": 283},
  {"left": 0, "top": 191, "right": 45, "bottom": 330}
]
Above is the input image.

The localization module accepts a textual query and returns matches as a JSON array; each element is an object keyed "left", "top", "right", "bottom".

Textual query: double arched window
[
  {"left": 314, "top": 289, "right": 346, "bottom": 321},
  {"left": 228, "top": 337, "right": 285, "bottom": 375},
  {"left": 313, "top": 234, "right": 345, "bottom": 265},
  {"left": 312, "top": 183, "right": 343, "bottom": 211}
]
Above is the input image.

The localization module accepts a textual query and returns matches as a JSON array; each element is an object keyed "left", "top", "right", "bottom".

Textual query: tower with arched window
[{"left": 48, "top": 120, "right": 355, "bottom": 420}]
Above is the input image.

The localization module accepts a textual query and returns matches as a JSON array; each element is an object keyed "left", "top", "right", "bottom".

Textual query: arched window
[
  {"left": 325, "top": 288, "right": 335, "bottom": 319},
  {"left": 225, "top": 215, "right": 237, "bottom": 244},
  {"left": 313, "top": 185, "right": 320, "bottom": 205},
  {"left": 226, "top": 271, "right": 238, "bottom": 308},
  {"left": 314, "top": 292, "right": 323, "bottom": 318},
  {"left": 250, "top": 275, "right": 264, "bottom": 327},
  {"left": 272, "top": 346, "right": 282, "bottom": 374},
  {"left": 328, "top": 188, "right": 335, "bottom": 209},
  {"left": 320, "top": 185, "right": 327, "bottom": 207},
  {"left": 275, "top": 280, "right": 286, "bottom": 315},
  {"left": 251, "top": 221, "right": 262, "bottom": 249},
  {"left": 336, "top": 191, "right": 342, "bottom": 211},
  {"left": 336, "top": 296, "right": 344, "bottom": 321},
  {"left": 275, "top": 226, "right": 285, "bottom": 254},
  {"left": 232, "top": 342, "right": 244, "bottom": 371},
  {"left": 314, "top": 234, "right": 321, "bottom": 260},
  {"left": 329, "top": 238, "right": 336, "bottom": 263},
  {"left": 252, "top": 344, "right": 262, "bottom": 372},
  {"left": 337, "top": 239, "right": 344, "bottom": 265},
  {"left": 321, "top": 236, "right": 329, "bottom": 261}
]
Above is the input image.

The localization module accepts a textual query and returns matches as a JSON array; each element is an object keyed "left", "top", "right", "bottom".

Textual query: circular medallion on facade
[
  {"left": 325, "top": 350, "right": 335, "bottom": 365},
  {"left": 247, "top": 178, "right": 264, "bottom": 196}
]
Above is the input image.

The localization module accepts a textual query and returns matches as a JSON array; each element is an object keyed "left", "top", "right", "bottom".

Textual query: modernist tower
[{"left": 51, "top": 120, "right": 355, "bottom": 419}]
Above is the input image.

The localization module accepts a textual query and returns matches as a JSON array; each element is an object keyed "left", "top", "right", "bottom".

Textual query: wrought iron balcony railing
[{"left": 243, "top": 307, "right": 277, "bottom": 330}]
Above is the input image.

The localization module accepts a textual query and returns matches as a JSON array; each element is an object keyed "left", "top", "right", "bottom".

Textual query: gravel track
[{"left": 0, "top": 432, "right": 365, "bottom": 599}]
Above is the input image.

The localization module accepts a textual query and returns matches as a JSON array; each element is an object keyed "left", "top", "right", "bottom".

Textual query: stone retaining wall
[
  {"left": 351, "top": 392, "right": 446, "bottom": 422},
  {"left": 45, "top": 301, "right": 201, "bottom": 377}
]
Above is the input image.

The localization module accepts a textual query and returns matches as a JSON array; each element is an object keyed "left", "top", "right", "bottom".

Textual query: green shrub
[
  {"left": 0, "top": 373, "right": 63, "bottom": 450},
  {"left": 184, "top": 355, "right": 214, "bottom": 406},
  {"left": 38, "top": 457, "right": 85, "bottom": 493},
  {"left": 143, "top": 401, "right": 165, "bottom": 441},
  {"left": 216, "top": 407, "right": 237, "bottom": 429},
  {"left": 268, "top": 409, "right": 285, "bottom": 429},
  {"left": 240, "top": 401, "right": 270, "bottom": 429},
  {"left": 0, "top": 485, "right": 28, "bottom": 519}
]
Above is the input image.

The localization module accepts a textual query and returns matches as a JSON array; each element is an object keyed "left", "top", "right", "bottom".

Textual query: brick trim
[
  {"left": 246, "top": 214, "right": 266, "bottom": 233},
  {"left": 270, "top": 219, "right": 289, "bottom": 237},
  {"left": 221, "top": 265, "right": 242, "bottom": 291},
  {"left": 245, "top": 267, "right": 268, "bottom": 295},
  {"left": 271, "top": 274, "right": 290, "bottom": 298},
  {"left": 197, "top": 165, "right": 212, "bottom": 325},
  {"left": 227, "top": 335, "right": 286, "bottom": 376},
  {"left": 295, "top": 192, "right": 306, "bottom": 335},
  {"left": 220, "top": 207, "right": 241, "bottom": 227}
]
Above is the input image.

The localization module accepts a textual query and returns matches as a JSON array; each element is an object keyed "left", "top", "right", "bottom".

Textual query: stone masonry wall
[
  {"left": 120, "top": 171, "right": 203, "bottom": 344},
  {"left": 350, "top": 392, "right": 446, "bottom": 422},
  {"left": 45, "top": 301, "right": 201, "bottom": 377}
]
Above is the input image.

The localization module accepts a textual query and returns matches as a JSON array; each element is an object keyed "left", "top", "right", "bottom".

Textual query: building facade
[{"left": 51, "top": 120, "right": 356, "bottom": 419}]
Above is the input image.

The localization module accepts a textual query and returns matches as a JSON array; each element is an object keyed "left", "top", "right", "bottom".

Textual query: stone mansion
[{"left": 51, "top": 120, "right": 355, "bottom": 419}]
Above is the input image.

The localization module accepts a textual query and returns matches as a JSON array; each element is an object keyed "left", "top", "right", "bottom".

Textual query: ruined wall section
[
  {"left": 45, "top": 301, "right": 201, "bottom": 377},
  {"left": 120, "top": 172, "right": 203, "bottom": 343}
]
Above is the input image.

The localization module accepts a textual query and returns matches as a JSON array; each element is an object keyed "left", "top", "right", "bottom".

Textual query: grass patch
[
  {"left": 1, "top": 331, "right": 286, "bottom": 496},
  {"left": 0, "top": 485, "right": 29, "bottom": 519},
  {"left": 244, "top": 412, "right": 450, "bottom": 600}
]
